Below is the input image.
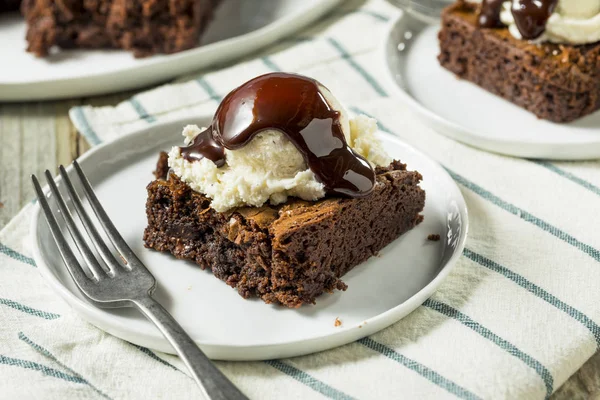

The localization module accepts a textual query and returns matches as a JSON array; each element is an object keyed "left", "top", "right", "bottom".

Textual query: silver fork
[{"left": 32, "top": 160, "right": 248, "bottom": 400}]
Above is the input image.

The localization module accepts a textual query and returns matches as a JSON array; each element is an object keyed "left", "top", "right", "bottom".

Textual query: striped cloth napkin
[{"left": 2, "top": 0, "right": 600, "bottom": 398}]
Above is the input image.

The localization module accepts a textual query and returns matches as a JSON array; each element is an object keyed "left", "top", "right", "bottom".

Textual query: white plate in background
[
  {"left": 31, "top": 116, "right": 468, "bottom": 361},
  {"left": 383, "top": 13, "right": 600, "bottom": 160},
  {"left": 0, "top": 0, "right": 340, "bottom": 101}
]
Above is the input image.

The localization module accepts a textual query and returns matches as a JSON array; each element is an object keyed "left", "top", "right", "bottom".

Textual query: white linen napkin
[{"left": 2, "top": 1, "right": 600, "bottom": 398}]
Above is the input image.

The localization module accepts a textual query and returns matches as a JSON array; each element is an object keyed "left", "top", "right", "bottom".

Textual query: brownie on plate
[
  {"left": 438, "top": 1, "right": 600, "bottom": 123},
  {"left": 144, "top": 153, "right": 426, "bottom": 308},
  {"left": 20, "top": 0, "right": 220, "bottom": 57}
]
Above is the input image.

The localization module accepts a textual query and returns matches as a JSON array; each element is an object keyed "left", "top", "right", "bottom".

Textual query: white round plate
[
  {"left": 0, "top": 0, "right": 340, "bottom": 101},
  {"left": 382, "top": 13, "right": 600, "bottom": 160},
  {"left": 30, "top": 116, "right": 468, "bottom": 361}
]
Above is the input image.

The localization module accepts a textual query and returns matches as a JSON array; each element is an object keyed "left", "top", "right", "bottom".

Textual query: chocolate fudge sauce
[
  {"left": 511, "top": 0, "right": 558, "bottom": 40},
  {"left": 478, "top": 0, "right": 505, "bottom": 28},
  {"left": 180, "top": 73, "right": 375, "bottom": 198},
  {"left": 478, "top": 0, "right": 558, "bottom": 39}
]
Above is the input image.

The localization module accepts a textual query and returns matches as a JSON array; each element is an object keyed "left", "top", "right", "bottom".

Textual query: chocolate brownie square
[
  {"left": 438, "top": 2, "right": 600, "bottom": 123},
  {"left": 21, "top": 0, "right": 220, "bottom": 57},
  {"left": 144, "top": 153, "right": 426, "bottom": 308}
]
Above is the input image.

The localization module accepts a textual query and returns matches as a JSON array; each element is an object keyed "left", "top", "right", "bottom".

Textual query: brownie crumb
[
  {"left": 0, "top": 201, "right": 4, "bottom": 208},
  {"left": 119, "top": 254, "right": 128, "bottom": 265},
  {"left": 427, "top": 234, "right": 441, "bottom": 241},
  {"left": 334, "top": 318, "right": 342, "bottom": 327}
]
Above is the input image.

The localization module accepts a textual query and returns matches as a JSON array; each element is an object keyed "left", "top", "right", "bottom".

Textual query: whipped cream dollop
[
  {"left": 169, "top": 115, "right": 391, "bottom": 212},
  {"left": 471, "top": 0, "right": 600, "bottom": 45}
]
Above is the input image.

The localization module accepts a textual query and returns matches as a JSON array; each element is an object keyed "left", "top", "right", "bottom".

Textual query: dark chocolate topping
[
  {"left": 478, "top": 0, "right": 505, "bottom": 28},
  {"left": 478, "top": 0, "right": 558, "bottom": 39},
  {"left": 181, "top": 129, "right": 226, "bottom": 167},
  {"left": 511, "top": 0, "right": 558, "bottom": 40},
  {"left": 180, "top": 73, "right": 375, "bottom": 198}
]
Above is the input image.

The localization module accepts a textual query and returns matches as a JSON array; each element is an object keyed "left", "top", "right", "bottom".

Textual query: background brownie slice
[
  {"left": 21, "top": 0, "right": 219, "bottom": 57},
  {"left": 438, "top": 2, "right": 600, "bottom": 123},
  {"left": 144, "top": 153, "right": 426, "bottom": 308}
]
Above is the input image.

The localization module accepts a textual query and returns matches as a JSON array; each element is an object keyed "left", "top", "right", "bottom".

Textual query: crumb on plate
[
  {"left": 334, "top": 317, "right": 342, "bottom": 327},
  {"left": 427, "top": 234, "right": 441, "bottom": 241}
]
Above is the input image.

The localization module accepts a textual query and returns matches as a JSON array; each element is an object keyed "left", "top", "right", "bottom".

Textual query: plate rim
[
  {"left": 381, "top": 12, "right": 600, "bottom": 161},
  {"left": 30, "top": 115, "right": 469, "bottom": 360},
  {"left": 0, "top": 0, "right": 342, "bottom": 100}
]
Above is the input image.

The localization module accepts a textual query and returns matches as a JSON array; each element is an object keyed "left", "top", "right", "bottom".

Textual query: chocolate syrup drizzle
[
  {"left": 511, "top": 0, "right": 558, "bottom": 40},
  {"left": 478, "top": 0, "right": 559, "bottom": 40},
  {"left": 180, "top": 73, "right": 375, "bottom": 198},
  {"left": 478, "top": 0, "right": 505, "bottom": 28}
]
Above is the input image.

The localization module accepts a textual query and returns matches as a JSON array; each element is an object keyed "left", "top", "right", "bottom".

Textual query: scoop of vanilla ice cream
[
  {"left": 168, "top": 112, "right": 392, "bottom": 212},
  {"left": 556, "top": 1, "right": 600, "bottom": 18},
  {"left": 349, "top": 115, "right": 392, "bottom": 167},
  {"left": 169, "top": 126, "right": 325, "bottom": 211}
]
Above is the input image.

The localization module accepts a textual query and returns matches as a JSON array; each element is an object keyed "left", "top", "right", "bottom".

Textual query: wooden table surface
[
  {"left": 1, "top": 94, "right": 599, "bottom": 399},
  {"left": 0, "top": 90, "right": 138, "bottom": 228}
]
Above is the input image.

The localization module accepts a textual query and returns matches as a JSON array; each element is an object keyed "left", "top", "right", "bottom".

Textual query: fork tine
[
  {"left": 44, "top": 170, "right": 105, "bottom": 281},
  {"left": 32, "top": 174, "right": 94, "bottom": 289},
  {"left": 59, "top": 165, "right": 120, "bottom": 275},
  {"left": 72, "top": 160, "right": 143, "bottom": 267}
]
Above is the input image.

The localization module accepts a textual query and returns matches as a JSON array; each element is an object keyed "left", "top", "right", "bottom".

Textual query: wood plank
[
  {"left": 0, "top": 104, "right": 24, "bottom": 228},
  {"left": 0, "top": 99, "right": 81, "bottom": 229},
  {"left": 55, "top": 100, "right": 81, "bottom": 167},
  {"left": 19, "top": 102, "right": 60, "bottom": 207}
]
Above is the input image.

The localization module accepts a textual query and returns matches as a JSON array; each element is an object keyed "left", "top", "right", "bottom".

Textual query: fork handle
[{"left": 132, "top": 296, "right": 248, "bottom": 400}]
